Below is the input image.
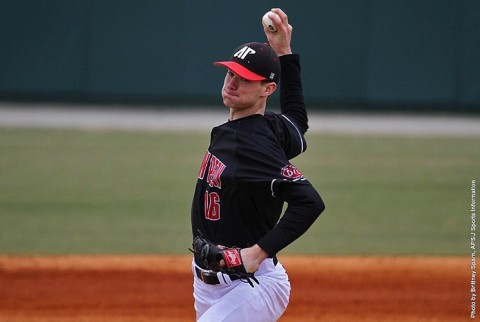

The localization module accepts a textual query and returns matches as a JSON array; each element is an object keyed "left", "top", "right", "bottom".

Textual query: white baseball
[{"left": 262, "top": 12, "right": 278, "bottom": 32}]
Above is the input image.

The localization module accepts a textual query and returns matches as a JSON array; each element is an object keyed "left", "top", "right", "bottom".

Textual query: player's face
[{"left": 221, "top": 70, "right": 275, "bottom": 110}]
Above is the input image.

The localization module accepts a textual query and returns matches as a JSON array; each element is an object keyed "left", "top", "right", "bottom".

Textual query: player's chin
[{"left": 222, "top": 95, "right": 237, "bottom": 108}]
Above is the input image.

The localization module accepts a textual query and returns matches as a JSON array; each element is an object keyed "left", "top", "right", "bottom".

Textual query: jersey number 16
[{"left": 204, "top": 191, "right": 220, "bottom": 221}]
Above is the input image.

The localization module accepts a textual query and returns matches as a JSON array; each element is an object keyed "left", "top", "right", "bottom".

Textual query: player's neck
[{"left": 228, "top": 104, "right": 266, "bottom": 121}]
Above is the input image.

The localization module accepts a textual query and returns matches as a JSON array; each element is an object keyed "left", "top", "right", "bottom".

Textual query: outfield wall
[{"left": 1, "top": 0, "right": 479, "bottom": 112}]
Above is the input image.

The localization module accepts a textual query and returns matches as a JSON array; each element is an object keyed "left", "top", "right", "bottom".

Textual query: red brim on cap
[{"left": 213, "top": 61, "right": 266, "bottom": 81}]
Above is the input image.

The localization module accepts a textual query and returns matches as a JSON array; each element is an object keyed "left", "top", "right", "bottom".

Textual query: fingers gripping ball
[
  {"left": 190, "top": 236, "right": 259, "bottom": 287},
  {"left": 262, "top": 11, "right": 279, "bottom": 32}
]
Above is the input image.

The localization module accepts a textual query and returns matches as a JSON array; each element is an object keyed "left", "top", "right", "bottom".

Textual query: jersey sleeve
[
  {"left": 279, "top": 54, "right": 308, "bottom": 135},
  {"left": 265, "top": 112, "right": 307, "bottom": 160},
  {"left": 256, "top": 178, "right": 325, "bottom": 257},
  {"left": 265, "top": 54, "right": 309, "bottom": 160}
]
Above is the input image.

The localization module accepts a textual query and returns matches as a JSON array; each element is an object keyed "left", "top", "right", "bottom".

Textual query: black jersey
[{"left": 190, "top": 54, "right": 325, "bottom": 258}]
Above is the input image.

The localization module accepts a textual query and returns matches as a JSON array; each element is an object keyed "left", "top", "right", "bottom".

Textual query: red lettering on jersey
[
  {"left": 204, "top": 191, "right": 220, "bottom": 221},
  {"left": 198, "top": 151, "right": 212, "bottom": 179},
  {"left": 206, "top": 155, "right": 226, "bottom": 189},
  {"left": 281, "top": 164, "right": 305, "bottom": 180}
]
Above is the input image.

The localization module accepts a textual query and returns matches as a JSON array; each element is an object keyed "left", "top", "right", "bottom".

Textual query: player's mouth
[{"left": 223, "top": 88, "right": 238, "bottom": 98}]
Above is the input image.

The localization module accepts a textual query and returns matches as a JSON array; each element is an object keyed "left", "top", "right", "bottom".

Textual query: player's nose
[{"left": 226, "top": 76, "right": 239, "bottom": 89}]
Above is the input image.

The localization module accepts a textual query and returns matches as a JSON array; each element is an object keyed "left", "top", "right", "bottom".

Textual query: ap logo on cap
[{"left": 234, "top": 46, "right": 256, "bottom": 60}]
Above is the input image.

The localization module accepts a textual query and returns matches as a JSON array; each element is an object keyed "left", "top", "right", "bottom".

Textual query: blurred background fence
[{"left": 1, "top": 0, "right": 479, "bottom": 113}]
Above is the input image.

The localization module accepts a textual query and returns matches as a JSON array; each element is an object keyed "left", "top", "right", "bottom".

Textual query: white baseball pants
[{"left": 192, "top": 258, "right": 291, "bottom": 322}]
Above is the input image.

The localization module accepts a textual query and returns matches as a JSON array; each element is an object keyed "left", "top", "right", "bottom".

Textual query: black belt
[
  {"left": 195, "top": 266, "right": 240, "bottom": 285},
  {"left": 194, "top": 257, "right": 278, "bottom": 285}
]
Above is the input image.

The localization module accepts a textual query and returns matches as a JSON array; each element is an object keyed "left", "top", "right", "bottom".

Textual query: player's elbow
[
  {"left": 317, "top": 197, "right": 326, "bottom": 215},
  {"left": 301, "top": 190, "right": 325, "bottom": 221},
  {"left": 312, "top": 192, "right": 325, "bottom": 218},
  {"left": 297, "top": 185, "right": 325, "bottom": 218}
]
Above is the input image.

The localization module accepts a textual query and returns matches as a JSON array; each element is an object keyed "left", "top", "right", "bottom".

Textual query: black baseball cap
[{"left": 214, "top": 42, "right": 280, "bottom": 83}]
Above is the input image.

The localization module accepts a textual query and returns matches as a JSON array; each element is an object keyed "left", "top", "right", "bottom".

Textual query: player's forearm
[
  {"left": 279, "top": 54, "right": 308, "bottom": 134},
  {"left": 257, "top": 183, "right": 325, "bottom": 257},
  {"left": 240, "top": 245, "right": 269, "bottom": 273}
]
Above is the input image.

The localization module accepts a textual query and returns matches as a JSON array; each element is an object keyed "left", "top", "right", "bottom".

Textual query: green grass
[{"left": 0, "top": 127, "right": 478, "bottom": 255}]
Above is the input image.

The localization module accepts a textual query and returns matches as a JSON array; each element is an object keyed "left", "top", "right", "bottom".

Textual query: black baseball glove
[{"left": 190, "top": 236, "right": 259, "bottom": 287}]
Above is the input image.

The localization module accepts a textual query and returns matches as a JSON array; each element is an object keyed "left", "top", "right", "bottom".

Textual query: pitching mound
[{"left": 0, "top": 255, "right": 470, "bottom": 321}]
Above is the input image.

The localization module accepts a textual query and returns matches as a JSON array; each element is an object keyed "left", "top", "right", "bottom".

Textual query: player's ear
[{"left": 263, "top": 82, "right": 277, "bottom": 97}]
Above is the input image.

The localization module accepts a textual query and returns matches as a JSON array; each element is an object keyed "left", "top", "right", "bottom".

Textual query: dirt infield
[{"left": 0, "top": 256, "right": 470, "bottom": 321}]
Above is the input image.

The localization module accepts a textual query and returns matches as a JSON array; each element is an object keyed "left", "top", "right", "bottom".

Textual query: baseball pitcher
[{"left": 190, "top": 8, "right": 325, "bottom": 321}]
